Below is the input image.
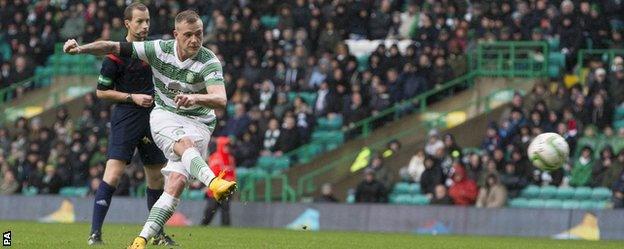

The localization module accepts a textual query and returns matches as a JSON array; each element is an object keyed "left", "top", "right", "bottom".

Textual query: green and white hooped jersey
[{"left": 131, "top": 39, "right": 223, "bottom": 127}]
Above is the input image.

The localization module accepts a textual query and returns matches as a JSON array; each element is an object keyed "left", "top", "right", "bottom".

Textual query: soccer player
[
  {"left": 87, "top": 3, "right": 176, "bottom": 246},
  {"left": 63, "top": 10, "right": 236, "bottom": 249}
]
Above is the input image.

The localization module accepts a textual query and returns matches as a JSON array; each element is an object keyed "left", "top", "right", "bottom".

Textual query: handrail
[
  {"left": 239, "top": 173, "right": 296, "bottom": 203},
  {"left": 296, "top": 86, "right": 524, "bottom": 197},
  {"left": 344, "top": 72, "right": 476, "bottom": 137}
]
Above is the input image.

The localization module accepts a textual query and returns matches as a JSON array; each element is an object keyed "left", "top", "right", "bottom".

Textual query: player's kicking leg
[{"left": 128, "top": 137, "right": 236, "bottom": 249}]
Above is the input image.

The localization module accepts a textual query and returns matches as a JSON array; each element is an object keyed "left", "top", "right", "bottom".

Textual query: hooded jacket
[{"left": 448, "top": 164, "right": 478, "bottom": 206}]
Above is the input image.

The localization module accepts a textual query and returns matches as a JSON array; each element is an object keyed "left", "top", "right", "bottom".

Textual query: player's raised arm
[
  {"left": 63, "top": 39, "right": 147, "bottom": 61},
  {"left": 63, "top": 39, "right": 121, "bottom": 56}
]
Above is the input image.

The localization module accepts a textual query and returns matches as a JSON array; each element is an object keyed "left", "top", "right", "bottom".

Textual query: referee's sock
[
  {"left": 181, "top": 148, "right": 216, "bottom": 185},
  {"left": 91, "top": 181, "right": 116, "bottom": 235}
]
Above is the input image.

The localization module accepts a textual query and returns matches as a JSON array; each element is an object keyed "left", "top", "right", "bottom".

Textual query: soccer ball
[{"left": 527, "top": 133, "right": 570, "bottom": 171}]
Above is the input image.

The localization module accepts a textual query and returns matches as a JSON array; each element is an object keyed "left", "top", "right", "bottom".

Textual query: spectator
[
  {"left": 570, "top": 146, "right": 595, "bottom": 187},
  {"left": 202, "top": 137, "right": 236, "bottom": 227},
  {"left": 368, "top": 155, "right": 390, "bottom": 191},
  {"left": 314, "top": 183, "right": 338, "bottom": 203},
  {"left": 400, "top": 149, "right": 425, "bottom": 183},
  {"left": 0, "top": 170, "right": 18, "bottom": 195},
  {"left": 430, "top": 184, "right": 453, "bottom": 205},
  {"left": 233, "top": 132, "right": 259, "bottom": 168},
  {"left": 591, "top": 147, "right": 617, "bottom": 187},
  {"left": 224, "top": 104, "right": 251, "bottom": 138},
  {"left": 420, "top": 156, "right": 445, "bottom": 196},
  {"left": 500, "top": 163, "right": 528, "bottom": 198},
  {"left": 355, "top": 168, "right": 387, "bottom": 203},
  {"left": 274, "top": 115, "right": 301, "bottom": 155},
  {"left": 39, "top": 165, "right": 63, "bottom": 194},
  {"left": 448, "top": 163, "right": 478, "bottom": 206},
  {"left": 476, "top": 174, "right": 508, "bottom": 208},
  {"left": 262, "top": 118, "right": 281, "bottom": 154},
  {"left": 425, "top": 130, "right": 445, "bottom": 156}
]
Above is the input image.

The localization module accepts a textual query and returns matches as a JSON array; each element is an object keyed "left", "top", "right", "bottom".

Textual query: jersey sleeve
[
  {"left": 131, "top": 40, "right": 160, "bottom": 64},
  {"left": 200, "top": 59, "right": 224, "bottom": 86},
  {"left": 96, "top": 57, "right": 118, "bottom": 90}
]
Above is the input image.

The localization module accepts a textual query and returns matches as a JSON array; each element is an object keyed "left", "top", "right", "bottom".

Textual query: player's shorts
[
  {"left": 107, "top": 105, "right": 167, "bottom": 166},
  {"left": 150, "top": 107, "right": 212, "bottom": 178}
]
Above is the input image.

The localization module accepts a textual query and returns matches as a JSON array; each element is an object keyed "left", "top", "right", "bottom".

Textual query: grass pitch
[{"left": 0, "top": 221, "right": 621, "bottom": 248}]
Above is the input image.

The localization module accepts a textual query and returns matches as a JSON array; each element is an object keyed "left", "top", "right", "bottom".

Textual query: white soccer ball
[{"left": 527, "top": 133, "right": 570, "bottom": 171}]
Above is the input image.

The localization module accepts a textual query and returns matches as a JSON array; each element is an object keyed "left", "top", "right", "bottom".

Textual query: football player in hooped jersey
[
  {"left": 87, "top": 3, "right": 176, "bottom": 246},
  {"left": 64, "top": 10, "right": 236, "bottom": 249}
]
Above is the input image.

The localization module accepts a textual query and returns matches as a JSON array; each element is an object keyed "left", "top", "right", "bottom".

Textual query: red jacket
[
  {"left": 448, "top": 164, "right": 478, "bottom": 206},
  {"left": 206, "top": 137, "right": 236, "bottom": 197}
]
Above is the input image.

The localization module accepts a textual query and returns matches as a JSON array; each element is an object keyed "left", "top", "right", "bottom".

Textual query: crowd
[
  {"left": 1, "top": 0, "right": 624, "bottom": 200},
  {"left": 352, "top": 55, "right": 624, "bottom": 208}
]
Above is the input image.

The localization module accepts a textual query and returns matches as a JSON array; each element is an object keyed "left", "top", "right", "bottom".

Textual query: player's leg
[
  {"left": 129, "top": 170, "right": 186, "bottom": 249},
  {"left": 136, "top": 129, "right": 179, "bottom": 245}
]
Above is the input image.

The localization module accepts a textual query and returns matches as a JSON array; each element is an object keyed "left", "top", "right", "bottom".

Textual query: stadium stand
[{"left": 0, "top": 0, "right": 623, "bottom": 211}]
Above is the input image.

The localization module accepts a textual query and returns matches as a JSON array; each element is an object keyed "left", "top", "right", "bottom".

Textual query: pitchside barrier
[{"left": 0, "top": 195, "right": 622, "bottom": 240}]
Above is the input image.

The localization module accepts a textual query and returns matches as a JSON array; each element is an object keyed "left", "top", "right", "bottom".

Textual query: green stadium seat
[
  {"left": 548, "top": 52, "right": 565, "bottom": 68},
  {"left": 574, "top": 187, "right": 592, "bottom": 200},
  {"left": 555, "top": 187, "right": 575, "bottom": 200},
  {"left": 614, "top": 119, "right": 624, "bottom": 131},
  {"left": 392, "top": 182, "right": 411, "bottom": 194},
  {"left": 409, "top": 183, "right": 421, "bottom": 194},
  {"left": 592, "top": 201, "right": 607, "bottom": 210},
  {"left": 562, "top": 200, "right": 581, "bottom": 209},
  {"left": 548, "top": 65, "right": 560, "bottom": 78},
  {"left": 521, "top": 185, "right": 540, "bottom": 198},
  {"left": 392, "top": 194, "right": 411, "bottom": 204},
  {"left": 21, "top": 186, "right": 38, "bottom": 196},
  {"left": 539, "top": 185, "right": 557, "bottom": 199},
  {"left": 544, "top": 199, "right": 563, "bottom": 209},
  {"left": 317, "top": 116, "right": 343, "bottom": 131},
  {"left": 579, "top": 200, "right": 594, "bottom": 209},
  {"left": 509, "top": 198, "right": 529, "bottom": 208},
  {"left": 547, "top": 38, "right": 560, "bottom": 50},
  {"left": 411, "top": 195, "right": 430, "bottom": 205},
  {"left": 59, "top": 187, "right": 73, "bottom": 197},
  {"left": 527, "top": 199, "right": 545, "bottom": 208},
  {"left": 357, "top": 54, "right": 369, "bottom": 72},
  {"left": 346, "top": 193, "right": 355, "bottom": 203},
  {"left": 259, "top": 15, "right": 279, "bottom": 29},
  {"left": 591, "top": 187, "right": 612, "bottom": 200},
  {"left": 188, "top": 190, "right": 205, "bottom": 200},
  {"left": 299, "top": 92, "right": 317, "bottom": 106},
  {"left": 179, "top": 189, "right": 190, "bottom": 199},
  {"left": 614, "top": 106, "right": 624, "bottom": 120},
  {"left": 272, "top": 156, "right": 291, "bottom": 172},
  {"left": 256, "top": 156, "right": 274, "bottom": 171}
]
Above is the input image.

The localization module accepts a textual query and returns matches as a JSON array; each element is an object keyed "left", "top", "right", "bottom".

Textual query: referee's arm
[{"left": 96, "top": 58, "right": 153, "bottom": 107}]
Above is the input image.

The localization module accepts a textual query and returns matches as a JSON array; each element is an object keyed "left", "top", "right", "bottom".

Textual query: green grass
[{"left": 0, "top": 221, "right": 621, "bottom": 248}]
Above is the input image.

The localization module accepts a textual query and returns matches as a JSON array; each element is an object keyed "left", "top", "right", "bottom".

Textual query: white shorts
[{"left": 150, "top": 108, "right": 212, "bottom": 178}]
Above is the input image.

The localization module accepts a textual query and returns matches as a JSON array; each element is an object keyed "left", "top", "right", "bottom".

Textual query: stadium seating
[
  {"left": 388, "top": 182, "right": 429, "bottom": 205},
  {"left": 509, "top": 186, "right": 612, "bottom": 210}
]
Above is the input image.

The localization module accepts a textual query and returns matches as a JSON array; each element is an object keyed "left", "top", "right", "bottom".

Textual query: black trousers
[{"left": 200, "top": 198, "right": 231, "bottom": 226}]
